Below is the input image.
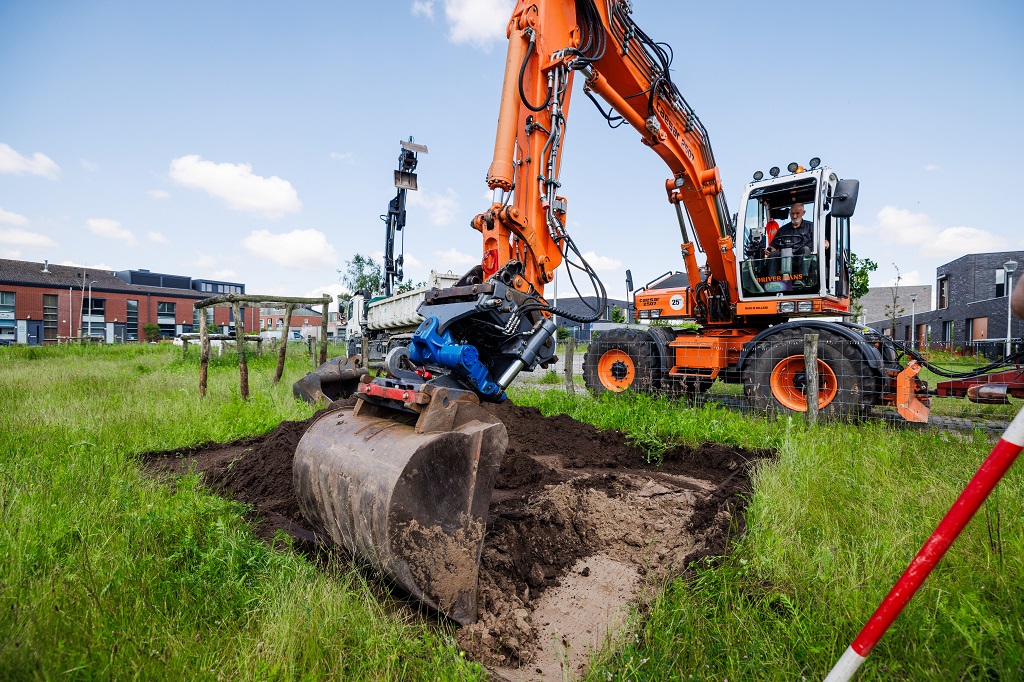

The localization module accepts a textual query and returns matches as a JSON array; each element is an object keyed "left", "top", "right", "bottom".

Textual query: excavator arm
[{"left": 478, "top": 0, "right": 735, "bottom": 310}]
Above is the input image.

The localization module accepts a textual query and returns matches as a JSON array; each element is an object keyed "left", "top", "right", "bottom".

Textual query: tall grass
[
  {"left": 0, "top": 344, "right": 483, "bottom": 681},
  {"left": 509, "top": 388, "right": 1024, "bottom": 680}
]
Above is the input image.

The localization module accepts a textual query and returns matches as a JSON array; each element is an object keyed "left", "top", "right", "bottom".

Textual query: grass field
[{"left": 1, "top": 344, "right": 1021, "bottom": 680}]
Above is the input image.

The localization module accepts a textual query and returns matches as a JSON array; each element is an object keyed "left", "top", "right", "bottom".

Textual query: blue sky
[{"left": 1, "top": 0, "right": 1022, "bottom": 307}]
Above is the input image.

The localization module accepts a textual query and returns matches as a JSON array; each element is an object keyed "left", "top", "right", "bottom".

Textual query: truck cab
[{"left": 736, "top": 163, "right": 857, "bottom": 316}]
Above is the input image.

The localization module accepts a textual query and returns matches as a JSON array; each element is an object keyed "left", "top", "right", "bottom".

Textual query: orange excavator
[{"left": 292, "top": 0, "right": 931, "bottom": 624}]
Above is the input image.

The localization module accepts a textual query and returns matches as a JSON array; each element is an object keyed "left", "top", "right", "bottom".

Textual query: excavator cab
[{"left": 738, "top": 165, "right": 855, "bottom": 306}]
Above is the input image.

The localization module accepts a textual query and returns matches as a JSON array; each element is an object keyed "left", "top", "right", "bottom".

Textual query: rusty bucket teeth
[{"left": 293, "top": 389, "right": 507, "bottom": 624}]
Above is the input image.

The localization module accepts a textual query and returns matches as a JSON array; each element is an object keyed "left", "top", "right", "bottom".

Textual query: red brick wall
[{"left": 0, "top": 284, "right": 260, "bottom": 338}]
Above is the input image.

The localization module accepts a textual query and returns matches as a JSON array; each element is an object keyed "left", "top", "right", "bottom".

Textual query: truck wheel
[
  {"left": 745, "top": 328, "right": 871, "bottom": 419},
  {"left": 583, "top": 329, "right": 659, "bottom": 396}
]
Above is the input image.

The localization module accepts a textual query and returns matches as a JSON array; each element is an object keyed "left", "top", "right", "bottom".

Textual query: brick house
[
  {"left": 865, "top": 250, "right": 1024, "bottom": 352},
  {"left": 0, "top": 258, "right": 257, "bottom": 345}
]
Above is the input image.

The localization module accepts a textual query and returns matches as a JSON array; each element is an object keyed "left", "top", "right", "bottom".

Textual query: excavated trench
[{"left": 144, "top": 400, "right": 771, "bottom": 679}]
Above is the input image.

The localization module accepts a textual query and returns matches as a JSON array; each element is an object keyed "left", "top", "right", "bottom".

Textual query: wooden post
[
  {"left": 181, "top": 337, "right": 188, "bottom": 359},
  {"left": 319, "top": 295, "right": 329, "bottom": 366},
  {"left": 234, "top": 302, "right": 249, "bottom": 400},
  {"left": 256, "top": 337, "right": 262, "bottom": 358},
  {"left": 273, "top": 304, "right": 294, "bottom": 385},
  {"left": 804, "top": 333, "right": 819, "bottom": 425},
  {"left": 199, "top": 307, "right": 210, "bottom": 397},
  {"left": 563, "top": 337, "right": 576, "bottom": 395}
]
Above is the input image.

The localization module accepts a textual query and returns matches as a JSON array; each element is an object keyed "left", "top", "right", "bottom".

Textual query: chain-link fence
[{"left": 512, "top": 333, "right": 1022, "bottom": 428}]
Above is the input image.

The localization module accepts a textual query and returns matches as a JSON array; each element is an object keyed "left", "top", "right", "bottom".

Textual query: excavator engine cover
[{"left": 293, "top": 386, "right": 507, "bottom": 624}]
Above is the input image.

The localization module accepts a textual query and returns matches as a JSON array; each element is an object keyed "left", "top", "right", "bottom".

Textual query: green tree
[
  {"left": 396, "top": 279, "right": 427, "bottom": 294},
  {"left": 142, "top": 323, "right": 162, "bottom": 342},
  {"left": 849, "top": 252, "right": 878, "bottom": 323},
  {"left": 339, "top": 254, "right": 383, "bottom": 297},
  {"left": 609, "top": 305, "right": 626, "bottom": 324}
]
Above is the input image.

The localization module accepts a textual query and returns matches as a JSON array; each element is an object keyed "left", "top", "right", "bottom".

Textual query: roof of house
[{"left": 0, "top": 258, "right": 214, "bottom": 298}]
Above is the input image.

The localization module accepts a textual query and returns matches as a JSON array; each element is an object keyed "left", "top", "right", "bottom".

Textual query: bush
[{"left": 143, "top": 323, "right": 162, "bottom": 342}]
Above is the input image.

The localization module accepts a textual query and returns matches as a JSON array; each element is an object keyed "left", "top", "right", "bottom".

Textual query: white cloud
[
  {"left": 858, "top": 206, "right": 1009, "bottom": 259},
  {"left": 408, "top": 187, "right": 459, "bottom": 225},
  {"left": 80, "top": 159, "right": 98, "bottom": 172},
  {"left": 195, "top": 253, "right": 218, "bottom": 268},
  {"left": 169, "top": 155, "right": 301, "bottom": 218},
  {"left": 433, "top": 247, "right": 479, "bottom": 269},
  {"left": 580, "top": 251, "right": 622, "bottom": 272},
  {"left": 0, "top": 207, "right": 29, "bottom": 226},
  {"left": 882, "top": 270, "right": 921, "bottom": 287},
  {"left": 304, "top": 282, "right": 350, "bottom": 304},
  {"left": 0, "top": 228, "right": 57, "bottom": 249},
  {"left": 147, "top": 231, "right": 169, "bottom": 244},
  {"left": 86, "top": 218, "right": 137, "bottom": 246},
  {"left": 59, "top": 259, "right": 115, "bottom": 271},
  {"left": 412, "top": 0, "right": 434, "bottom": 18},
  {"left": 444, "top": 0, "right": 514, "bottom": 49},
  {"left": 0, "top": 249, "right": 22, "bottom": 259},
  {"left": 147, "top": 189, "right": 171, "bottom": 200},
  {"left": 370, "top": 249, "right": 422, "bottom": 270},
  {"left": 330, "top": 151, "right": 354, "bottom": 163},
  {"left": 0, "top": 143, "right": 60, "bottom": 179},
  {"left": 924, "top": 164, "right": 940, "bottom": 172},
  {"left": 242, "top": 229, "right": 339, "bottom": 270},
  {"left": 212, "top": 269, "right": 237, "bottom": 279}
]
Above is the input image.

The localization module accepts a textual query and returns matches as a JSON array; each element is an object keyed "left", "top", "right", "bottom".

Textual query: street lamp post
[
  {"left": 1005, "top": 260, "right": 1018, "bottom": 358},
  {"left": 909, "top": 292, "right": 918, "bottom": 350}
]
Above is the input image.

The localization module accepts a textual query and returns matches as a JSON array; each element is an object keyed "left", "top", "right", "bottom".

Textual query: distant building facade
[
  {"left": 0, "top": 258, "right": 257, "bottom": 345},
  {"left": 259, "top": 307, "right": 342, "bottom": 340},
  {"left": 865, "top": 250, "right": 1024, "bottom": 351},
  {"left": 856, "top": 284, "right": 932, "bottom": 327}
]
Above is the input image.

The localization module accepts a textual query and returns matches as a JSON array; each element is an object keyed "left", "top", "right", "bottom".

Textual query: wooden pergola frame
[{"left": 193, "top": 293, "right": 332, "bottom": 399}]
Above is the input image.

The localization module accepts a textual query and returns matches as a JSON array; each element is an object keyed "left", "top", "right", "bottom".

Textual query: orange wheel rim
[
  {"left": 769, "top": 356, "right": 838, "bottom": 411},
  {"left": 597, "top": 349, "right": 634, "bottom": 392}
]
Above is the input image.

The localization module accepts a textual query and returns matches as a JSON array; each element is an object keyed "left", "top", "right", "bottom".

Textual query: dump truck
[{"left": 344, "top": 269, "right": 461, "bottom": 365}]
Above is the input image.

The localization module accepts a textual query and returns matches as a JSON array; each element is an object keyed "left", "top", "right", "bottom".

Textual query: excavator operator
[{"left": 767, "top": 203, "right": 813, "bottom": 256}]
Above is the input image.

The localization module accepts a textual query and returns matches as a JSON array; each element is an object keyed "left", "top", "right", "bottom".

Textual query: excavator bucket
[
  {"left": 293, "top": 385, "right": 507, "bottom": 624},
  {"left": 293, "top": 355, "right": 369, "bottom": 403}
]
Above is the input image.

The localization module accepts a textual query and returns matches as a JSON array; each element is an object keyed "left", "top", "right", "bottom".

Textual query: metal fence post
[{"left": 804, "top": 333, "right": 819, "bottom": 425}]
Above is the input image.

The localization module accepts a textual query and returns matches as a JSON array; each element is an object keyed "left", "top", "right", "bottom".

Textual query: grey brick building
[{"left": 866, "top": 250, "right": 1023, "bottom": 352}]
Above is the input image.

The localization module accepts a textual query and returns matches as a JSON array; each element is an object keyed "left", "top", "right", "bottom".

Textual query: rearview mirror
[{"left": 831, "top": 179, "right": 860, "bottom": 218}]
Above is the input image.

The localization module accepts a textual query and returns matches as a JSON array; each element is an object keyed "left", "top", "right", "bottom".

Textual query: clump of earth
[{"left": 144, "top": 399, "right": 770, "bottom": 679}]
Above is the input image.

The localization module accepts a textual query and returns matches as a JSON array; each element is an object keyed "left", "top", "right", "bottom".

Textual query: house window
[
  {"left": 80, "top": 297, "right": 106, "bottom": 337},
  {"left": 943, "top": 320, "right": 954, "bottom": 343},
  {"left": 0, "top": 292, "right": 15, "bottom": 342},
  {"left": 996, "top": 268, "right": 1006, "bottom": 298},
  {"left": 126, "top": 300, "right": 139, "bottom": 341},
  {"left": 277, "top": 318, "right": 283, "bottom": 329},
  {"left": 192, "top": 306, "right": 214, "bottom": 328},
  {"left": 43, "top": 294, "right": 58, "bottom": 343},
  {"left": 157, "top": 301, "right": 176, "bottom": 337},
  {"left": 937, "top": 277, "right": 948, "bottom": 309}
]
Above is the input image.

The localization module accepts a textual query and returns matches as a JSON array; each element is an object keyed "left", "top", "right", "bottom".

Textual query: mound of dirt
[{"left": 143, "top": 399, "right": 771, "bottom": 677}]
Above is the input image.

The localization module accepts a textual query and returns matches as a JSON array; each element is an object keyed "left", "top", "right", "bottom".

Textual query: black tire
[
  {"left": 583, "top": 328, "right": 659, "bottom": 396},
  {"left": 744, "top": 328, "right": 875, "bottom": 420}
]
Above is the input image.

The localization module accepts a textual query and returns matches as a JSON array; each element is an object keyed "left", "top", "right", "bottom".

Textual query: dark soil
[{"left": 142, "top": 398, "right": 772, "bottom": 667}]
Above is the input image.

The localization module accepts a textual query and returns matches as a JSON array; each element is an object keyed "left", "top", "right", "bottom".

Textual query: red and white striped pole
[{"left": 824, "top": 406, "right": 1024, "bottom": 682}]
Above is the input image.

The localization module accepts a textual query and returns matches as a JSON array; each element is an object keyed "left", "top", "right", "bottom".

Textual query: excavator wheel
[
  {"left": 582, "top": 328, "right": 659, "bottom": 396},
  {"left": 745, "top": 328, "right": 875, "bottom": 420}
]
